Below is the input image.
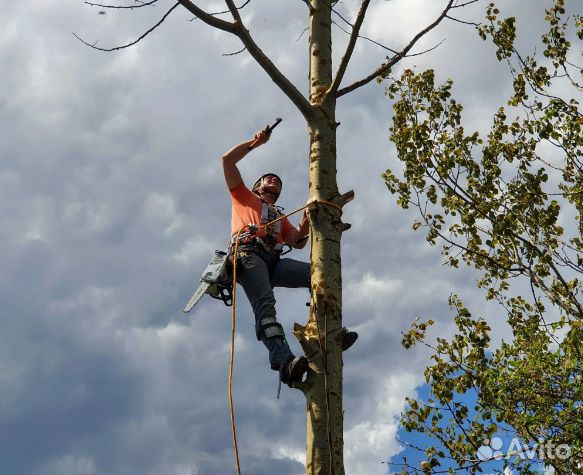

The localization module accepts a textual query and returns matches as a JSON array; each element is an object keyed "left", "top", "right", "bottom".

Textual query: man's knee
[{"left": 252, "top": 291, "right": 276, "bottom": 321}]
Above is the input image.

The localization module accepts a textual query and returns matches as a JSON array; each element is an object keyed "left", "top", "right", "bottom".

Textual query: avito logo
[{"left": 476, "top": 436, "right": 571, "bottom": 462}]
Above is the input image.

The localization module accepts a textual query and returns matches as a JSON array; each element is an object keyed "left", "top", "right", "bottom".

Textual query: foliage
[{"left": 384, "top": 1, "right": 583, "bottom": 473}]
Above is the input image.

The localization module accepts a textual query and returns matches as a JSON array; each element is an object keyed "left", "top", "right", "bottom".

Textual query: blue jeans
[{"left": 235, "top": 245, "right": 310, "bottom": 371}]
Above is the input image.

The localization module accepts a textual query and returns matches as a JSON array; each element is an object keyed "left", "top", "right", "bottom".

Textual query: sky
[{"left": 0, "top": 1, "right": 550, "bottom": 474}]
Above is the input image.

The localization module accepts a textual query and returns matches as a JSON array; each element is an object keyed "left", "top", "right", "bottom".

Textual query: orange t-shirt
[{"left": 230, "top": 183, "right": 293, "bottom": 244}]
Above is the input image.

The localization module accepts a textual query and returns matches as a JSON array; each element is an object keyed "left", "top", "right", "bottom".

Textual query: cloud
[
  {"left": 0, "top": 0, "right": 548, "bottom": 473},
  {"left": 38, "top": 454, "right": 98, "bottom": 475},
  {"left": 345, "top": 372, "right": 420, "bottom": 475}
]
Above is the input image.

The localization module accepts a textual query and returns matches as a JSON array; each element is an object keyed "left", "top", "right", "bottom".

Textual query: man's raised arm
[{"left": 222, "top": 127, "right": 270, "bottom": 190}]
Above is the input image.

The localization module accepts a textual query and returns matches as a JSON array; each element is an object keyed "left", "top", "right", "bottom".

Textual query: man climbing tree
[
  {"left": 78, "top": 0, "right": 475, "bottom": 473},
  {"left": 222, "top": 125, "right": 358, "bottom": 388}
]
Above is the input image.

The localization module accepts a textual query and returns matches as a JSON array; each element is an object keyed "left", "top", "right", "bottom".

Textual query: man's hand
[
  {"left": 249, "top": 126, "right": 271, "bottom": 150},
  {"left": 285, "top": 208, "right": 310, "bottom": 249},
  {"left": 299, "top": 208, "right": 310, "bottom": 229}
]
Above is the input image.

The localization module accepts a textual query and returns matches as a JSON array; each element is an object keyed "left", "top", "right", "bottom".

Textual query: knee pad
[{"left": 258, "top": 316, "right": 285, "bottom": 339}]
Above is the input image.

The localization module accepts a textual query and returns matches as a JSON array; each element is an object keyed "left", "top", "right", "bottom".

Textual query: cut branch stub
[{"left": 338, "top": 189, "right": 355, "bottom": 206}]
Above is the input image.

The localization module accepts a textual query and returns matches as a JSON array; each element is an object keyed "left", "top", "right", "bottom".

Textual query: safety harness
[
  {"left": 190, "top": 201, "right": 290, "bottom": 315},
  {"left": 229, "top": 201, "right": 289, "bottom": 340},
  {"left": 229, "top": 201, "right": 287, "bottom": 254}
]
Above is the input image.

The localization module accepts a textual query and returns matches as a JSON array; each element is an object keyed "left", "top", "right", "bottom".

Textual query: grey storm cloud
[{"left": 0, "top": 1, "right": 547, "bottom": 474}]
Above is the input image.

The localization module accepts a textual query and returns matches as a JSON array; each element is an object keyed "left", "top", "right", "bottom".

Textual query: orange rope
[
  {"left": 229, "top": 228, "right": 243, "bottom": 475},
  {"left": 227, "top": 198, "right": 340, "bottom": 474},
  {"left": 311, "top": 198, "right": 342, "bottom": 212}
]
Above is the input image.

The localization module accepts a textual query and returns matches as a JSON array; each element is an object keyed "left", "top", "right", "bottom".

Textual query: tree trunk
[{"left": 292, "top": 2, "right": 349, "bottom": 474}]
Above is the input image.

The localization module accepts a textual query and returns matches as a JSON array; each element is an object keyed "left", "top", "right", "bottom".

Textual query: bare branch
[
  {"left": 446, "top": 14, "right": 480, "bottom": 26},
  {"left": 332, "top": 20, "right": 398, "bottom": 54},
  {"left": 529, "top": 277, "right": 562, "bottom": 346},
  {"left": 72, "top": 2, "right": 179, "bottom": 52},
  {"left": 325, "top": 0, "right": 353, "bottom": 28},
  {"left": 235, "top": 27, "right": 313, "bottom": 119},
  {"left": 224, "top": 0, "right": 243, "bottom": 22},
  {"left": 84, "top": 0, "right": 158, "bottom": 9},
  {"left": 188, "top": 0, "right": 251, "bottom": 21},
  {"left": 222, "top": 46, "right": 246, "bottom": 56},
  {"left": 179, "top": 0, "right": 312, "bottom": 118},
  {"left": 328, "top": 0, "right": 371, "bottom": 97},
  {"left": 405, "top": 38, "right": 445, "bottom": 57},
  {"left": 452, "top": 0, "right": 478, "bottom": 8},
  {"left": 297, "top": 26, "right": 309, "bottom": 42},
  {"left": 336, "top": 0, "right": 455, "bottom": 98},
  {"left": 356, "top": 33, "right": 397, "bottom": 54},
  {"left": 177, "top": 0, "right": 237, "bottom": 33},
  {"left": 184, "top": 0, "right": 311, "bottom": 118},
  {"left": 80, "top": 0, "right": 313, "bottom": 122}
]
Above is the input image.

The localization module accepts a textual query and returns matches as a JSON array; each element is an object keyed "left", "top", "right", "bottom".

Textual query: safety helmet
[{"left": 252, "top": 173, "right": 282, "bottom": 198}]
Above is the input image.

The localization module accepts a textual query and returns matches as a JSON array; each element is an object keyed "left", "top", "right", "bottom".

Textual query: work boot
[
  {"left": 342, "top": 331, "right": 358, "bottom": 351},
  {"left": 280, "top": 356, "right": 309, "bottom": 387}
]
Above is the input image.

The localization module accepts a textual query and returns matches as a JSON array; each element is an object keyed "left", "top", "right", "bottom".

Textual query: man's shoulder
[{"left": 229, "top": 181, "right": 250, "bottom": 195}]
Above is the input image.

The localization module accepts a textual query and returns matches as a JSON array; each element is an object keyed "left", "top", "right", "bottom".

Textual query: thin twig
[
  {"left": 336, "top": 0, "right": 456, "bottom": 97},
  {"left": 446, "top": 14, "right": 480, "bottom": 26},
  {"left": 201, "top": 0, "right": 251, "bottom": 18},
  {"left": 329, "top": 0, "right": 371, "bottom": 96},
  {"left": 359, "top": 34, "right": 398, "bottom": 54},
  {"left": 84, "top": 0, "right": 158, "bottom": 9},
  {"left": 223, "top": 46, "right": 247, "bottom": 56},
  {"left": 187, "top": 0, "right": 251, "bottom": 21},
  {"left": 327, "top": 1, "right": 353, "bottom": 27},
  {"left": 72, "top": 2, "right": 179, "bottom": 52},
  {"left": 405, "top": 38, "right": 445, "bottom": 57},
  {"left": 177, "top": 0, "right": 312, "bottom": 119},
  {"left": 297, "top": 26, "right": 309, "bottom": 42},
  {"left": 177, "top": 0, "right": 237, "bottom": 33},
  {"left": 452, "top": 0, "right": 479, "bottom": 7},
  {"left": 332, "top": 19, "right": 398, "bottom": 54}
]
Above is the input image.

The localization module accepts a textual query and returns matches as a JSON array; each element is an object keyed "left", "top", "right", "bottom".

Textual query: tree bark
[{"left": 292, "top": 1, "right": 349, "bottom": 473}]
